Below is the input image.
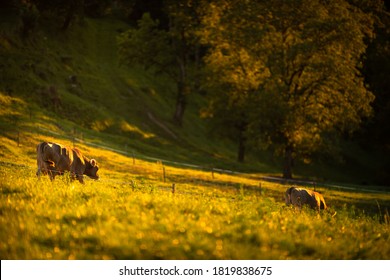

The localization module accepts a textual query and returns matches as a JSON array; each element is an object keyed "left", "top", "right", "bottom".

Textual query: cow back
[{"left": 285, "top": 187, "right": 326, "bottom": 210}]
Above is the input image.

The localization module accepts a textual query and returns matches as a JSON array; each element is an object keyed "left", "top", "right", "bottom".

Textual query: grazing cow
[
  {"left": 285, "top": 186, "right": 327, "bottom": 211},
  {"left": 36, "top": 142, "right": 99, "bottom": 183}
]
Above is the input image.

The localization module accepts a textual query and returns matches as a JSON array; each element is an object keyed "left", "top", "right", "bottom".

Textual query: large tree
[
  {"left": 118, "top": 0, "right": 201, "bottom": 126},
  {"left": 361, "top": 0, "right": 390, "bottom": 184},
  {"left": 200, "top": 0, "right": 378, "bottom": 178}
]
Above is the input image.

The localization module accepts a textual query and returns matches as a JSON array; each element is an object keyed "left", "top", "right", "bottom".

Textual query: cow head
[{"left": 84, "top": 158, "right": 99, "bottom": 180}]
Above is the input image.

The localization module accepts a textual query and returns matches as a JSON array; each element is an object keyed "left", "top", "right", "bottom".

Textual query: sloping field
[
  {"left": 0, "top": 124, "right": 389, "bottom": 260},
  {"left": 1, "top": 15, "right": 389, "bottom": 260}
]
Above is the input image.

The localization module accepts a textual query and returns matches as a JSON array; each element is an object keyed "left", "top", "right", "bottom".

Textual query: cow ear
[{"left": 90, "top": 159, "right": 97, "bottom": 167}]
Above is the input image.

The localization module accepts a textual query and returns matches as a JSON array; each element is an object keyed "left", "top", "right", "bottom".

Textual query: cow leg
[
  {"left": 36, "top": 159, "right": 41, "bottom": 177},
  {"left": 297, "top": 196, "right": 302, "bottom": 211},
  {"left": 37, "top": 162, "right": 50, "bottom": 179},
  {"left": 70, "top": 172, "right": 76, "bottom": 181},
  {"left": 76, "top": 174, "right": 84, "bottom": 184},
  {"left": 48, "top": 169, "right": 55, "bottom": 181},
  {"left": 69, "top": 172, "right": 84, "bottom": 184},
  {"left": 36, "top": 167, "right": 48, "bottom": 177},
  {"left": 45, "top": 161, "right": 57, "bottom": 181}
]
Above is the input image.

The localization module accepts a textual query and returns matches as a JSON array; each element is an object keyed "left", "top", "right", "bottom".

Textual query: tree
[
  {"left": 18, "top": 0, "right": 40, "bottom": 38},
  {"left": 200, "top": 83, "right": 250, "bottom": 162},
  {"left": 118, "top": 0, "right": 201, "bottom": 126},
  {"left": 361, "top": 0, "right": 390, "bottom": 184},
  {"left": 200, "top": 0, "right": 378, "bottom": 178},
  {"left": 31, "top": 0, "right": 83, "bottom": 30},
  {"left": 31, "top": 0, "right": 117, "bottom": 30}
]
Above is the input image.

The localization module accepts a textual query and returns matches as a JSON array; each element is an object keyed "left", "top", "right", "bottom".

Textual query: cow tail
[
  {"left": 37, "top": 142, "right": 43, "bottom": 157},
  {"left": 36, "top": 144, "right": 40, "bottom": 176},
  {"left": 38, "top": 142, "right": 47, "bottom": 158},
  {"left": 36, "top": 142, "right": 46, "bottom": 176}
]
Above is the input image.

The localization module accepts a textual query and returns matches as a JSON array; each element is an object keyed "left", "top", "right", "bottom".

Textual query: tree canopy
[
  {"left": 118, "top": 0, "right": 201, "bottom": 126},
  {"left": 199, "top": 0, "right": 378, "bottom": 178}
]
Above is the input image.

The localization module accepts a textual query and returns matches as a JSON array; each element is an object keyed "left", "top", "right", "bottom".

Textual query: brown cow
[
  {"left": 36, "top": 142, "right": 99, "bottom": 183},
  {"left": 285, "top": 186, "right": 327, "bottom": 211}
]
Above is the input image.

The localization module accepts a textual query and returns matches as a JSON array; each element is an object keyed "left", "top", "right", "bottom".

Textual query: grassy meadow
[
  {"left": 0, "top": 130, "right": 389, "bottom": 260},
  {"left": 1, "top": 14, "right": 389, "bottom": 260}
]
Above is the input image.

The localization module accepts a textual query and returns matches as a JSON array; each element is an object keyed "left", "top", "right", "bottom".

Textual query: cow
[
  {"left": 285, "top": 186, "right": 327, "bottom": 211},
  {"left": 36, "top": 141, "right": 99, "bottom": 184}
]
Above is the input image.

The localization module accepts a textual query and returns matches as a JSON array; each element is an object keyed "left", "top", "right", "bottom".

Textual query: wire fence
[
  {"left": 0, "top": 159, "right": 250, "bottom": 198},
  {"left": 36, "top": 126, "right": 249, "bottom": 176},
  {"left": 4, "top": 125, "right": 389, "bottom": 194}
]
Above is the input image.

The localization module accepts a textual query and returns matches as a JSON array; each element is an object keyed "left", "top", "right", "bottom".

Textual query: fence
[{"left": 5, "top": 125, "right": 389, "bottom": 194}]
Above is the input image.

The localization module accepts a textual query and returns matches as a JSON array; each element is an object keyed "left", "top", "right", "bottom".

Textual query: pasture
[
  {"left": 0, "top": 135, "right": 389, "bottom": 260},
  {"left": 1, "top": 9, "right": 389, "bottom": 261}
]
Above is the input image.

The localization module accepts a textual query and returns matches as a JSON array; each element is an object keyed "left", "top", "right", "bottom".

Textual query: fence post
[
  {"left": 131, "top": 180, "right": 136, "bottom": 191},
  {"left": 211, "top": 168, "right": 214, "bottom": 179},
  {"left": 162, "top": 165, "right": 166, "bottom": 182},
  {"left": 172, "top": 183, "right": 176, "bottom": 194}
]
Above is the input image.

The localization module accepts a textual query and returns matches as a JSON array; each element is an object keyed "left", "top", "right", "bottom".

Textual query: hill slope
[
  {"left": 1, "top": 14, "right": 390, "bottom": 261},
  {"left": 0, "top": 14, "right": 387, "bottom": 186}
]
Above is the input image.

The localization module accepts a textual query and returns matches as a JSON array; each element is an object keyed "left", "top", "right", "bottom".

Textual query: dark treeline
[{"left": 1, "top": 0, "right": 390, "bottom": 184}]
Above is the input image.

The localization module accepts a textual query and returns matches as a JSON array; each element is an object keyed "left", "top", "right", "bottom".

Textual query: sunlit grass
[
  {"left": 1, "top": 133, "right": 389, "bottom": 259},
  {"left": 0, "top": 16, "right": 389, "bottom": 260},
  {"left": 1, "top": 109, "right": 389, "bottom": 259}
]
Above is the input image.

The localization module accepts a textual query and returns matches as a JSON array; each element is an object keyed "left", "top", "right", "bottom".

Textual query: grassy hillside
[
  {"left": 0, "top": 133, "right": 389, "bottom": 259},
  {"left": 1, "top": 12, "right": 388, "bottom": 184},
  {"left": 1, "top": 14, "right": 390, "bottom": 259},
  {"left": 0, "top": 14, "right": 277, "bottom": 173}
]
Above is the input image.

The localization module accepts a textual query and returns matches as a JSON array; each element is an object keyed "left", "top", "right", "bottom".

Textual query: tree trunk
[
  {"left": 237, "top": 125, "right": 246, "bottom": 163},
  {"left": 283, "top": 145, "right": 294, "bottom": 179},
  {"left": 20, "top": 3, "right": 38, "bottom": 39},
  {"left": 62, "top": 1, "right": 78, "bottom": 31},
  {"left": 173, "top": 81, "right": 187, "bottom": 126},
  {"left": 173, "top": 47, "right": 189, "bottom": 126}
]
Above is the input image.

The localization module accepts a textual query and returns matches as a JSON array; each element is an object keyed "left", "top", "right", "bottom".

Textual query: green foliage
[
  {"left": 118, "top": 13, "right": 173, "bottom": 74},
  {"left": 118, "top": 2, "right": 203, "bottom": 125},
  {"left": 200, "top": 0, "right": 379, "bottom": 178}
]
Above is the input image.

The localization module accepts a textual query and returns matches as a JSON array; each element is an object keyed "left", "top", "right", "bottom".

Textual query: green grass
[
  {"left": 0, "top": 128, "right": 389, "bottom": 259},
  {"left": 0, "top": 99, "right": 389, "bottom": 259},
  {"left": 1, "top": 157, "right": 389, "bottom": 260},
  {"left": 1, "top": 13, "right": 390, "bottom": 260}
]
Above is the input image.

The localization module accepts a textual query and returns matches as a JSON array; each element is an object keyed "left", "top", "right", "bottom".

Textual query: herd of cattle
[{"left": 35, "top": 141, "right": 327, "bottom": 210}]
